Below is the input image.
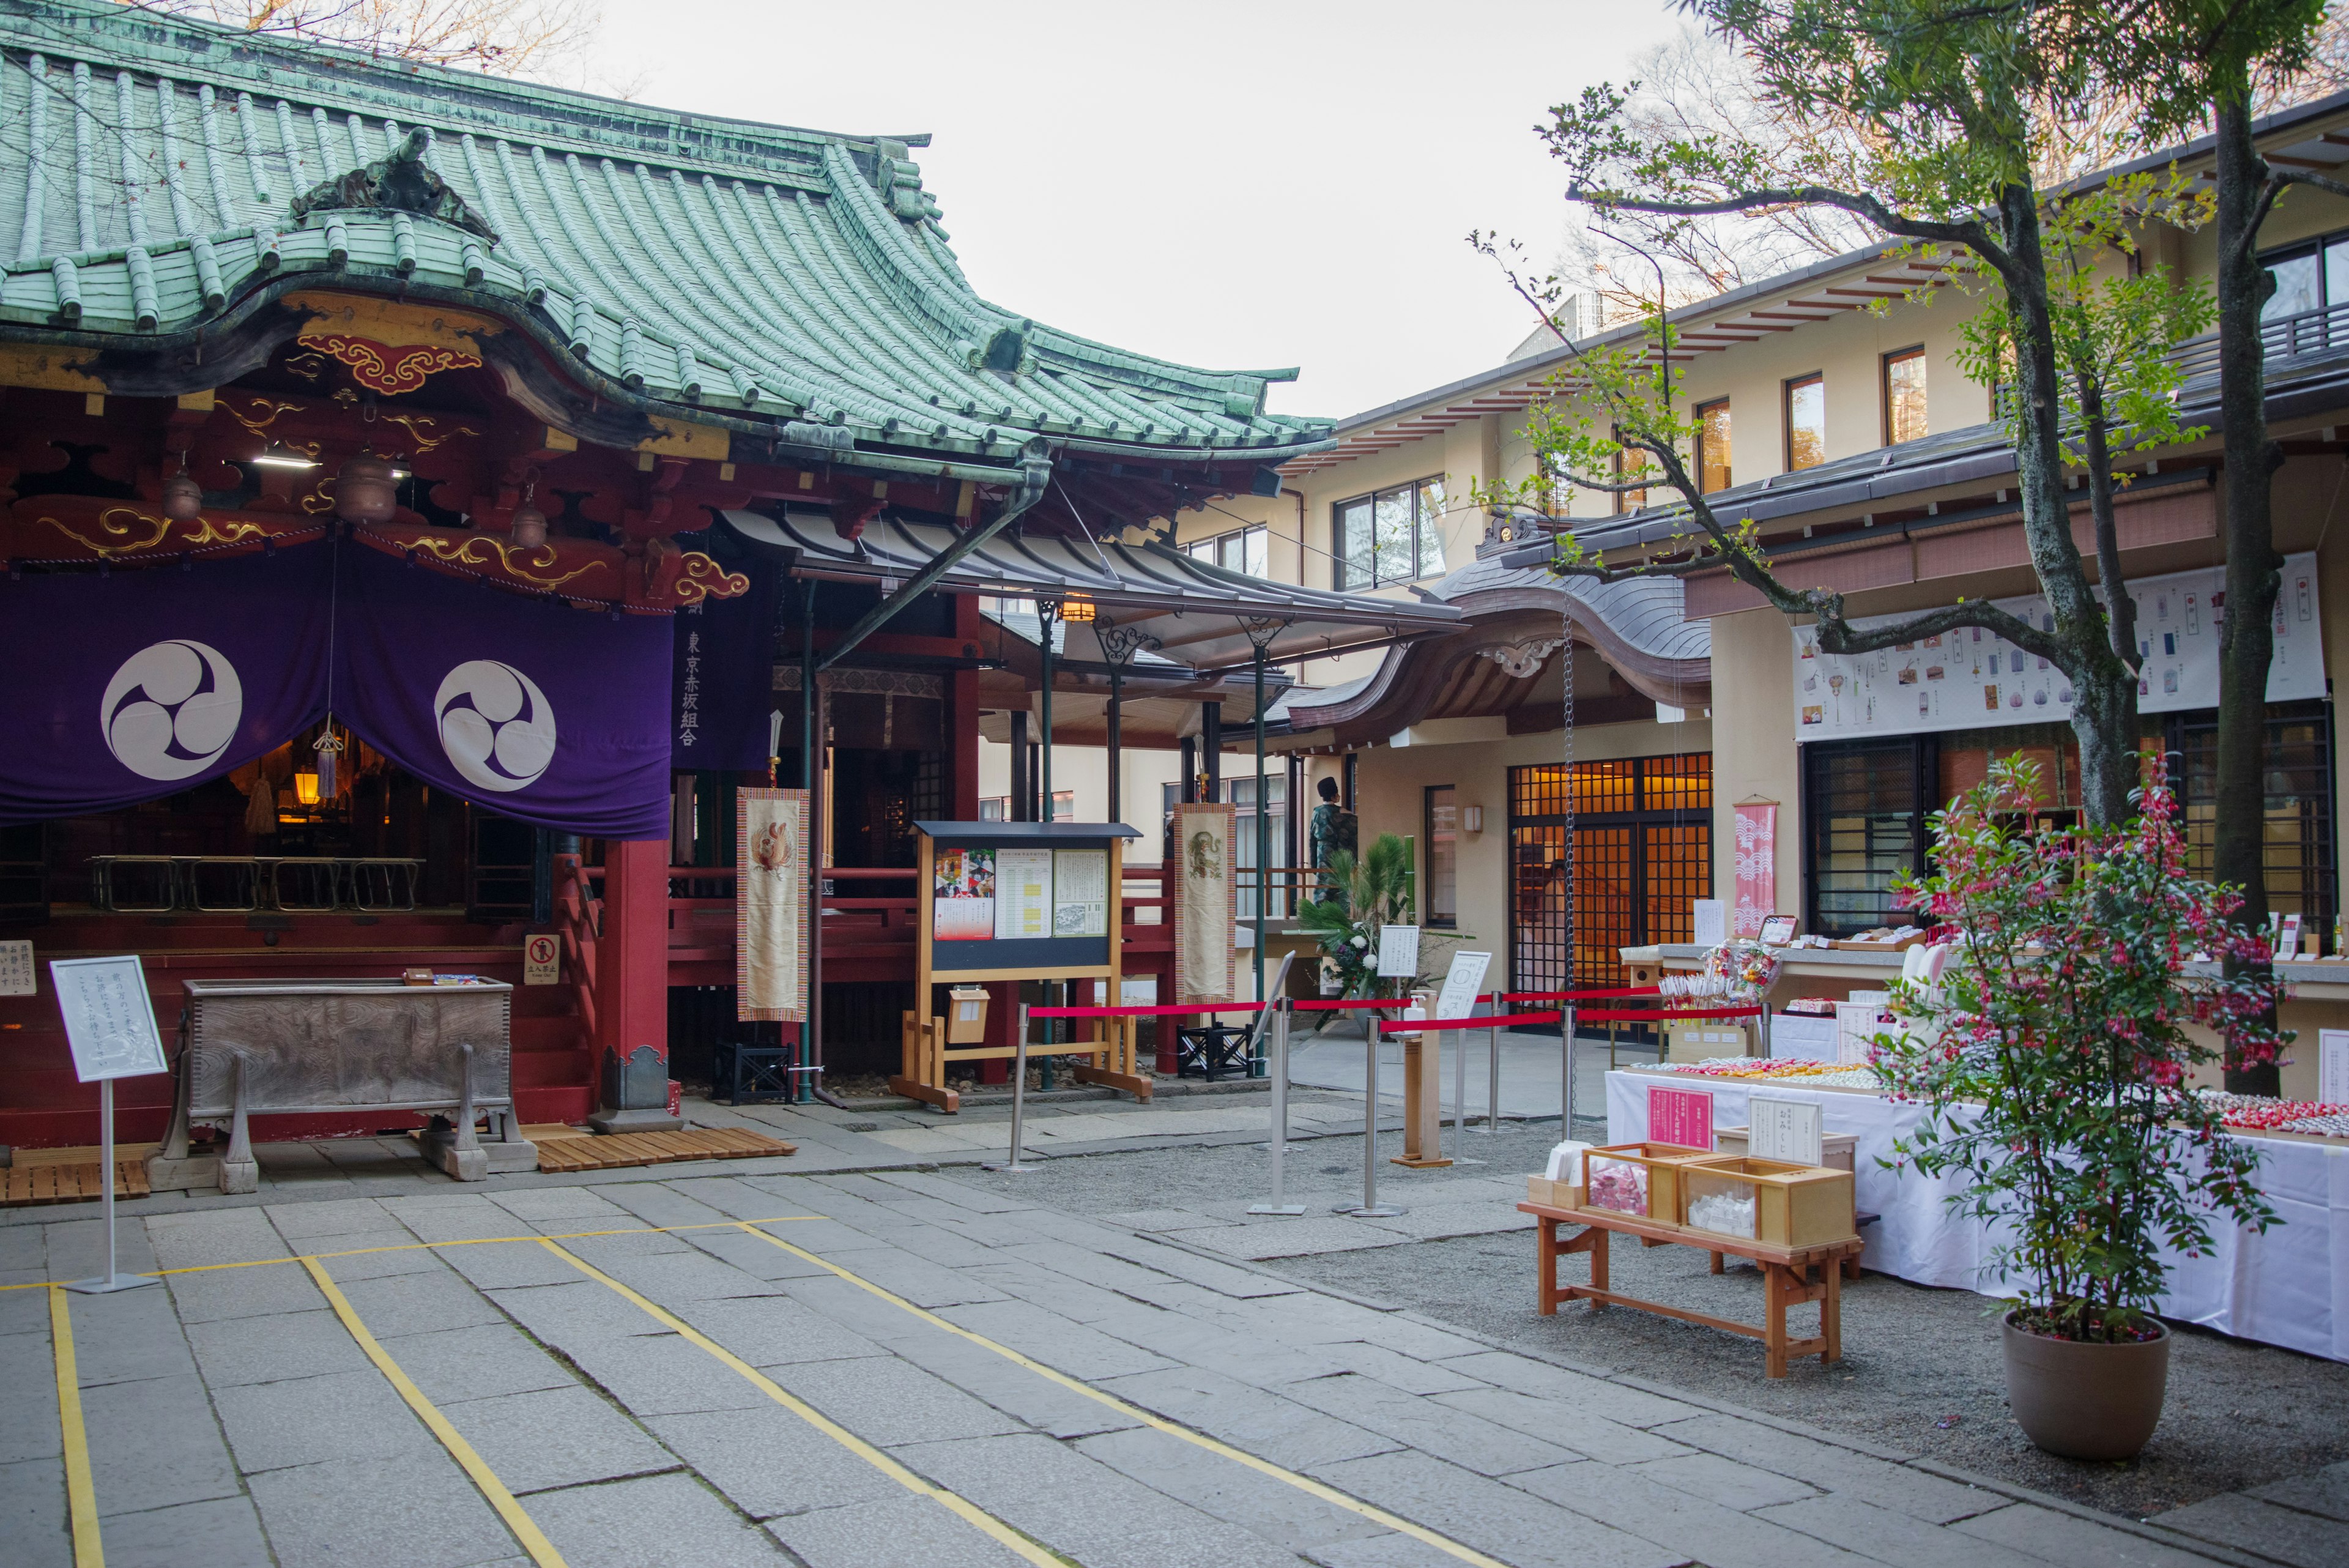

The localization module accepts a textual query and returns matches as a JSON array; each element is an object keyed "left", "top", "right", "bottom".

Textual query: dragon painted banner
[
  {"left": 1171, "top": 802, "right": 1237, "bottom": 1004},
  {"left": 736, "top": 788, "right": 809, "bottom": 1023}
]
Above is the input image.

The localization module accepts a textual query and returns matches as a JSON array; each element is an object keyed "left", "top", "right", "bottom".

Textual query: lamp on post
[
  {"left": 1239, "top": 617, "right": 1289, "bottom": 1036},
  {"left": 1034, "top": 599, "right": 1063, "bottom": 822}
]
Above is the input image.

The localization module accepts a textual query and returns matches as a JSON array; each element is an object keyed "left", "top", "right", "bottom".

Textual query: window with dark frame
[
  {"left": 1695, "top": 399, "right": 1731, "bottom": 493},
  {"left": 1425, "top": 786, "right": 1458, "bottom": 929},
  {"left": 1784, "top": 373, "right": 1826, "bottom": 472},
  {"left": 1611, "top": 434, "right": 1650, "bottom": 515},
  {"left": 1334, "top": 477, "right": 1448, "bottom": 589},
  {"left": 1882, "top": 346, "right": 1928, "bottom": 447},
  {"left": 1187, "top": 524, "right": 1269, "bottom": 578},
  {"left": 1799, "top": 702, "right": 2337, "bottom": 939}
]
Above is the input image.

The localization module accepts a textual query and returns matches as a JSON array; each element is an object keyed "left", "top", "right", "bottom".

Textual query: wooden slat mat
[
  {"left": 532, "top": 1127, "right": 796, "bottom": 1173},
  {"left": 2, "top": 1161, "right": 152, "bottom": 1207}
]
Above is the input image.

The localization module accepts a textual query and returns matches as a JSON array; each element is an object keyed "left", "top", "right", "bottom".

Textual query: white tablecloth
[{"left": 1605, "top": 1070, "right": 2349, "bottom": 1362}]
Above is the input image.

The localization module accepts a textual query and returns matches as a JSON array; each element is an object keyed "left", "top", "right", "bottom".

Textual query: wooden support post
[
  {"left": 1392, "top": 1025, "right": 1451, "bottom": 1168},
  {"left": 590, "top": 838, "right": 681, "bottom": 1132}
]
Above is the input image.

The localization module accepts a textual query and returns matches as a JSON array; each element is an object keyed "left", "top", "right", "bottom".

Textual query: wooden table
[{"left": 1519, "top": 1200, "right": 1863, "bottom": 1377}]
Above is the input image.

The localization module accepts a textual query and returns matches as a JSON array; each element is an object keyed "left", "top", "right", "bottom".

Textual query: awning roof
[{"left": 721, "top": 508, "right": 1463, "bottom": 674}]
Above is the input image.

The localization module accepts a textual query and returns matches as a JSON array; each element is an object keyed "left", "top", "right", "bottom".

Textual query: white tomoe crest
[
  {"left": 434, "top": 660, "right": 557, "bottom": 792},
  {"left": 101, "top": 640, "right": 243, "bottom": 781}
]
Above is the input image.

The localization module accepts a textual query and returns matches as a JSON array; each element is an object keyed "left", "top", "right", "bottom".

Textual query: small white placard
[
  {"left": 1748, "top": 1095, "right": 1825, "bottom": 1166},
  {"left": 1833, "top": 997, "right": 1890, "bottom": 1065},
  {"left": 1691, "top": 899, "right": 1726, "bottom": 948},
  {"left": 1433, "top": 951, "right": 1493, "bottom": 1027},
  {"left": 522, "top": 932, "right": 560, "bottom": 986},
  {"left": 49, "top": 954, "right": 168, "bottom": 1083},
  {"left": 2321, "top": 1028, "right": 2349, "bottom": 1106},
  {"left": 0, "top": 939, "right": 33, "bottom": 997},
  {"left": 1376, "top": 925, "right": 1422, "bottom": 979}
]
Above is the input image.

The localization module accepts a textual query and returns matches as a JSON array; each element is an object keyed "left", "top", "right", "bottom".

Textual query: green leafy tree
[
  {"left": 1872, "top": 757, "right": 2284, "bottom": 1340},
  {"left": 1295, "top": 834, "right": 1462, "bottom": 1000},
  {"left": 1483, "top": 1, "right": 2215, "bottom": 827}
]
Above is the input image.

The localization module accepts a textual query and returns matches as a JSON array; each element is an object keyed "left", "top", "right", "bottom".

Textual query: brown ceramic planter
[{"left": 2000, "top": 1312, "right": 2170, "bottom": 1460}]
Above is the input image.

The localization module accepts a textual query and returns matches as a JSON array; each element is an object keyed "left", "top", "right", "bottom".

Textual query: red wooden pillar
[{"left": 588, "top": 837, "right": 683, "bottom": 1131}]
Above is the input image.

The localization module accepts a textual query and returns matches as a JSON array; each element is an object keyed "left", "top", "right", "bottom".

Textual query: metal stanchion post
[
  {"left": 1487, "top": 990, "right": 1502, "bottom": 1143},
  {"left": 1341, "top": 1008, "right": 1405, "bottom": 1217},
  {"left": 1249, "top": 1000, "right": 1304, "bottom": 1215},
  {"left": 1562, "top": 1001, "right": 1578, "bottom": 1132},
  {"left": 66, "top": 1079, "right": 157, "bottom": 1295},
  {"left": 984, "top": 1003, "right": 1037, "bottom": 1173}
]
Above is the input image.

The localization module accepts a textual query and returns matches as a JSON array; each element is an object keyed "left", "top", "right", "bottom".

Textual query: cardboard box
[
  {"left": 1714, "top": 1126, "right": 1858, "bottom": 1172},
  {"left": 1664, "top": 1021, "right": 1756, "bottom": 1063}
]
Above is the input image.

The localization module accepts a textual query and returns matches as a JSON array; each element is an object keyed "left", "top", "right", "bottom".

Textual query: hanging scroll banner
[
  {"left": 0, "top": 547, "right": 330, "bottom": 825},
  {"left": 336, "top": 543, "right": 672, "bottom": 839},
  {"left": 1173, "top": 802, "right": 1238, "bottom": 1004},
  {"left": 737, "top": 787, "right": 809, "bottom": 1022},
  {"left": 671, "top": 552, "right": 779, "bottom": 770},
  {"left": 1732, "top": 801, "right": 1777, "bottom": 939}
]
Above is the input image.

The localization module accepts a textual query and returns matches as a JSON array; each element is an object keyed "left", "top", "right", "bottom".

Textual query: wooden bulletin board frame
[{"left": 892, "top": 822, "right": 1145, "bottom": 1113}]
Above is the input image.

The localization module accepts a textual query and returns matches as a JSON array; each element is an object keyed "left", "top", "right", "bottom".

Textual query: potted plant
[
  {"left": 1872, "top": 757, "right": 2283, "bottom": 1460},
  {"left": 1296, "top": 833, "right": 1463, "bottom": 1008}
]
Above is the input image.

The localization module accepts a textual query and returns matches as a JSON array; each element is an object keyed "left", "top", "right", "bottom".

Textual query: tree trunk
[
  {"left": 2214, "top": 89, "right": 2286, "bottom": 1096},
  {"left": 1999, "top": 182, "right": 2137, "bottom": 828},
  {"left": 2075, "top": 396, "right": 2143, "bottom": 827}
]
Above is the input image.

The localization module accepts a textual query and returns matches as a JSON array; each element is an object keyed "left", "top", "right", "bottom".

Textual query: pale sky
[{"left": 582, "top": 0, "right": 1681, "bottom": 423}]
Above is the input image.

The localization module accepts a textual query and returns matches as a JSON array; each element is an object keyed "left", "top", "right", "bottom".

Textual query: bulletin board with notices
[{"left": 1792, "top": 552, "right": 2324, "bottom": 742}]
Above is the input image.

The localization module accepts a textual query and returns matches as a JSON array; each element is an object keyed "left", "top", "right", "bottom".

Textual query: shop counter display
[{"left": 1607, "top": 1066, "right": 2349, "bottom": 1363}]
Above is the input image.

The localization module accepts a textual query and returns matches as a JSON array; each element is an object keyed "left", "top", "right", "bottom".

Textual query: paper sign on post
[
  {"left": 1691, "top": 899, "right": 1727, "bottom": 948},
  {"left": 1649, "top": 1084, "right": 1715, "bottom": 1150},
  {"left": 1748, "top": 1095, "right": 1825, "bottom": 1166},
  {"left": 2321, "top": 1028, "right": 2349, "bottom": 1106},
  {"left": 49, "top": 954, "right": 168, "bottom": 1083},
  {"left": 1433, "top": 951, "right": 1493, "bottom": 1026},
  {"left": 0, "top": 939, "right": 33, "bottom": 997},
  {"left": 1376, "top": 925, "right": 1422, "bottom": 979}
]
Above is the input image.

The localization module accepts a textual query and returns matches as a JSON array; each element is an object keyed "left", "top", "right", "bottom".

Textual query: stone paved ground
[{"left": 0, "top": 1087, "right": 2318, "bottom": 1568}]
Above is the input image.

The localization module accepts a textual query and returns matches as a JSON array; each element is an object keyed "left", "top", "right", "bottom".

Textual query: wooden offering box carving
[
  {"left": 1679, "top": 1156, "right": 1857, "bottom": 1247},
  {"left": 1578, "top": 1142, "right": 1713, "bottom": 1224}
]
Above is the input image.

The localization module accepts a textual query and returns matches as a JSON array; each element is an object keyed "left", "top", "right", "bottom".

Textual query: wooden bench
[{"left": 1518, "top": 1199, "right": 1863, "bottom": 1378}]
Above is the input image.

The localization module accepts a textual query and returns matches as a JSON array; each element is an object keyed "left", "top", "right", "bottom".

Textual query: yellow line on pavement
[
  {"left": 301, "top": 1257, "right": 568, "bottom": 1568},
  {"left": 0, "top": 1216, "right": 822, "bottom": 1290},
  {"left": 732, "top": 1223, "right": 1510, "bottom": 1568},
  {"left": 48, "top": 1287, "right": 103, "bottom": 1568},
  {"left": 534, "top": 1238, "right": 1070, "bottom": 1568}
]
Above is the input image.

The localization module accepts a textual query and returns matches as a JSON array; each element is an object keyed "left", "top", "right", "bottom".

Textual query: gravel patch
[{"left": 943, "top": 1117, "right": 2349, "bottom": 1522}]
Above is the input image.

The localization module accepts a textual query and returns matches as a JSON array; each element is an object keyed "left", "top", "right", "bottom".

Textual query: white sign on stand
[
  {"left": 1748, "top": 1095, "right": 1825, "bottom": 1167},
  {"left": 1691, "top": 899, "right": 1727, "bottom": 948},
  {"left": 1434, "top": 951, "right": 1493, "bottom": 1025},
  {"left": 2320, "top": 1029, "right": 2349, "bottom": 1107},
  {"left": 1376, "top": 925, "right": 1422, "bottom": 980},
  {"left": 0, "top": 939, "right": 33, "bottom": 997},
  {"left": 51, "top": 954, "right": 168, "bottom": 1082},
  {"left": 48, "top": 955, "right": 166, "bottom": 1295}
]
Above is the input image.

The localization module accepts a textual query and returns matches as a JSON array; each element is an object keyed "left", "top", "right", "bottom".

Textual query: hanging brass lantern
[
  {"left": 160, "top": 469, "right": 202, "bottom": 522},
  {"left": 508, "top": 502, "right": 548, "bottom": 549},
  {"left": 335, "top": 450, "right": 398, "bottom": 526}
]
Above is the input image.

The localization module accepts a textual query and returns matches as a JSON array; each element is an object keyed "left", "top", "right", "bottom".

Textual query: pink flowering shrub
[{"left": 1872, "top": 756, "right": 2285, "bottom": 1343}]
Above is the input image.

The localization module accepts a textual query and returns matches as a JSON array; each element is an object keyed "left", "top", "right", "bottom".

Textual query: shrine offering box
[
  {"left": 1713, "top": 1126, "right": 1858, "bottom": 1172},
  {"left": 1579, "top": 1142, "right": 1713, "bottom": 1223},
  {"left": 1678, "top": 1155, "right": 1857, "bottom": 1247}
]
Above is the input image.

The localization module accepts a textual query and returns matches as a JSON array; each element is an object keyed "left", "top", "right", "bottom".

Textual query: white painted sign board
[
  {"left": 1433, "top": 951, "right": 1493, "bottom": 1025},
  {"left": 1376, "top": 925, "right": 1422, "bottom": 979},
  {"left": 49, "top": 954, "right": 168, "bottom": 1082},
  {"left": 2321, "top": 1029, "right": 2349, "bottom": 1107},
  {"left": 1748, "top": 1095, "right": 1825, "bottom": 1167},
  {"left": 0, "top": 939, "right": 33, "bottom": 997}
]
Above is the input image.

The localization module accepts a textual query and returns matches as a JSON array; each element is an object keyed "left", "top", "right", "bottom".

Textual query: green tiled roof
[{"left": 0, "top": 0, "right": 1332, "bottom": 464}]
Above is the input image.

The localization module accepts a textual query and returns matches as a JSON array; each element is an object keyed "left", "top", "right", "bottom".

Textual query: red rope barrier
[
  {"left": 1028, "top": 1003, "right": 1263, "bottom": 1020},
  {"left": 1379, "top": 1011, "right": 1561, "bottom": 1033},
  {"left": 1290, "top": 998, "right": 1415, "bottom": 1012},
  {"left": 1575, "top": 1006, "right": 1763, "bottom": 1023}
]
